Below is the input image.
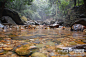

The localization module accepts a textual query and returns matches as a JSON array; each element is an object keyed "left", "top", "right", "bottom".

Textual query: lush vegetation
[{"left": 0, "top": 0, "right": 85, "bottom": 22}]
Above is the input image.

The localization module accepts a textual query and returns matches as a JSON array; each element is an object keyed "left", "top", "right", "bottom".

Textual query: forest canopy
[{"left": 0, "top": 0, "right": 85, "bottom": 21}]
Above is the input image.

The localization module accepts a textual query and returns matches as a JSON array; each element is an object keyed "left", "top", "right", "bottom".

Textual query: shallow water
[{"left": 0, "top": 28, "right": 86, "bottom": 57}]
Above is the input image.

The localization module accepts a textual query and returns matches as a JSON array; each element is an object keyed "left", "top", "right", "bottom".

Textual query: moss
[
  {"left": 58, "top": 51, "right": 68, "bottom": 55},
  {"left": 55, "top": 48, "right": 62, "bottom": 52},
  {"left": 15, "top": 44, "right": 31, "bottom": 55},
  {"left": 21, "top": 16, "right": 27, "bottom": 22},
  {"left": 2, "top": 50, "right": 8, "bottom": 54},
  {"left": 69, "top": 42, "right": 77, "bottom": 45}
]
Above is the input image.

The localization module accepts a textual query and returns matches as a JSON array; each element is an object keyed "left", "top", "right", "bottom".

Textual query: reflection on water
[{"left": 0, "top": 28, "right": 85, "bottom": 40}]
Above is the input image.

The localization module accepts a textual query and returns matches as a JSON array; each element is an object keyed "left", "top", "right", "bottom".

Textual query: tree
[
  {"left": 0, "top": 0, "right": 33, "bottom": 19},
  {"left": 83, "top": 0, "right": 86, "bottom": 8},
  {"left": 74, "top": 0, "right": 76, "bottom": 7}
]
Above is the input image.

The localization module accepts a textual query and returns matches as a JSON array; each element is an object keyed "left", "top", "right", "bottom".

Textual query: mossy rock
[
  {"left": 52, "top": 40, "right": 61, "bottom": 44},
  {"left": 21, "top": 16, "right": 27, "bottom": 22},
  {"left": 58, "top": 51, "right": 69, "bottom": 55},
  {"left": 0, "top": 50, "right": 8, "bottom": 55},
  {"left": 46, "top": 41, "right": 55, "bottom": 46},
  {"left": 56, "top": 48, "right": 68, "bottom": 55},
  {"left": 82, "top": 40, "right": 86, "bottom": 43},
  {"left": 9, "top": 35, "right": 17, "bottom": 37},
  {"left": 16, "top": 50, "right": 30, "bottom": 55},
  {"left": 55, "top": 48, "right": 62, "bottom": 52},
  {"left": 75, "top": 41, "right": 85, "bottom": 44},
  {"left": 31, "top": 52, "right": 47, "bottom": 57},
  {"left": 69, "top": 42, "right": 77, "bottom": 46},
  {"left": 15, "top": 44, "right": 31, "bottom": 55},
  {"left": 29, "top": 48, "right": 39, "bottom": 52},
  {"left": 24, "top": 40, "right": 30, "bottom": 42},
  {"left": 36, "top": 44, "right": 45, "bottom": 48}
]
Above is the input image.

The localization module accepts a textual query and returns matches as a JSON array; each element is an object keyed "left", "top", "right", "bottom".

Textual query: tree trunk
[
  {"left": 83, "top": 0, "right": 86, "bottom": 8},
  {"left": 56, "top": 3, "right": 57, "bottom": 19},
  {"left": 78, "top": 0, "right": 79, "bottom": 6},
  {"left": 0, "top": 2, "right": 5, "bottom": 19},
  {"left": 0, "top": 0, "right": 7, "bottom": 19},
  {"left": 74, "top": 0, "right": 76, "bottom": 7}
]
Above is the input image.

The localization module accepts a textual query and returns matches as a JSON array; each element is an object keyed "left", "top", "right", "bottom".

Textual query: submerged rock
[
  {"left": 36, "top": 44, "right": 45, "bottom": 48},
  {"left": 69, "top": 41, "right": 77, "bottom": 46},
  {"left": 3, "top": 47, "right": 13, "bottom": 51},
  {"left": 0, "top": 50, "right": 8, "bottom": 55},
  {"left": 15, "top": 44, "right": 30, "bottom": 55},
  {"left": 46, "top": 41, "right": 55, "bottom": 46},
  {"left": 6, "top": 52, "right": 13, "bottom": 56},
  {"left": 82, "top": 40, "right": 86, "bottom": 43},
  {"left": 0, "top": 50, "right": 4, "bottom": 55},
  {"left": 10, "top": 54, "right": 19, "bottom": 57},
  {"left": 52, "top": 40, "right": 61, "bottom": 44},
  {"left": 31, "top": 52, "right": 47, "bottom": 57}
]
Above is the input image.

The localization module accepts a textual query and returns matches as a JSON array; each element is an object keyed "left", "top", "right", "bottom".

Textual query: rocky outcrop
[
  {"left": 1, "top": 16, "right": 16, "bottom": 25},
  {"left": 1, "top": 8, "right": 24, "bottom": 25},
  {"left": 65, "top": 4, "right": 86, "bottom": 26},
  {"left": 71, "top": 18, "right": 86, "bottom": 27}
]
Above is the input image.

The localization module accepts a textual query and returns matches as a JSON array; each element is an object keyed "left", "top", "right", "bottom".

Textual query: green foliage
[
  {"left": 76, "top": 0, "right": 84, "bottom": 6},
  {"left": 4, "top": 0, "right": 84, "bottom": 21}
]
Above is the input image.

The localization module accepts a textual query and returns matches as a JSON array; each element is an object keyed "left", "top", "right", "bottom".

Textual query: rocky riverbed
[{"left": 0, "top": 27, "right": 86, "bottom": 57}]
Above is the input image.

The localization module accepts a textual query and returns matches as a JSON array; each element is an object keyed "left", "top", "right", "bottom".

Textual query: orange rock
[
  {"left": 3, "top": 47, "right": 13, "bottom": 51},
  {"left": 51, "top": 56, "right": 56, "bottom": 57},
  {"left": 75, "top": 41, "right": 85, "bottom": 44},
  {"left": 1, "top": 40, "right": 5, "bottom": 42},
  {"left": 0, "top": 53, "right": 3, "bottom": 55},
  {"left": 55, "top": 55, "right": 69, "bottom": 57}
]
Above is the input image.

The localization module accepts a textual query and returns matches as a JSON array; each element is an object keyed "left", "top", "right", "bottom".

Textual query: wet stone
[
  {"left": 31, "top": 52, "right": 47, "bottom": 57},
  {"left": 15, "top": 47, "right": 30, "bottom": 55},
  {"left": 3, "top": 47, "right": 13, "bottom": 51},
  {"left": 0, "top": 27, "right": 86, "bottom": 57},
  {"left": 36, "top": 44, "right": 45, "bottom": 48},
  {"left": 0, "top": 50, "right": 8, "bottom": 55},
  {"left": 46, "top": 41, "right": 55, "bottom": 46},
  {"left": 82, "top": 40, "right": 86, "bottom": 43},
  {"left": 29, "top": 48, "right": 39, "bottom": 52},
  {"left": 52, "top": 40, "right": 61, "bottom": 44},
  {"left": 49, "top": 52, "right": 56, "bottom": 56},
  {"left": 10, "top": 54, "right": 19, "bottom": 57},
  {"left": 0, "top": 50, "right": 4, "bottom": 55},
  {"left": 47, "top": 49, "right": 53, "bottom": 52},
  {"left": 34, "top": 41, "right": 40, "bottom": 44},
  {"left": 0, "top": 49, "right": 4, "bottom": 53},
  {"left": 16, "top": 45, "right": 21, "bottom": 48},
  {"left": 6, "top": 52, "right": 13, "bottom": 56}
]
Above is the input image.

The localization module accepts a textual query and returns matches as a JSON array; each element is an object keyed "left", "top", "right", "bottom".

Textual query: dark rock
[
  {"left": 1, "top": 8, "right": 24, "bottom": 25},
  {"left": 0, "top": 50, "right": 4, "bottom": 53}
]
